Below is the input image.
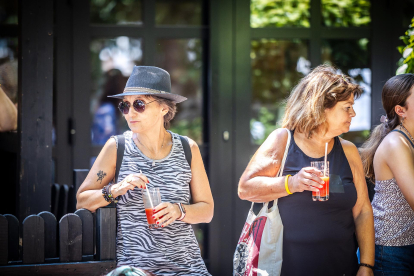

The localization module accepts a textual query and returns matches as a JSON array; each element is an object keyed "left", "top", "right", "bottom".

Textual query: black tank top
[{"left": 278, "top": 130, "right": 358, "bottom": 276}]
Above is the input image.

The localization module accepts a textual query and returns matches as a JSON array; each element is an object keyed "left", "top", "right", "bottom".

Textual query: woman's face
[
  {"left": 396, "top": 87, "right": 414, "bottom": 124},
  {"left": 122, "top": 95, "right": 167, "bottom": 133},
  {"left": 324, "top": 93, "right": 356, "bottom": 137}
]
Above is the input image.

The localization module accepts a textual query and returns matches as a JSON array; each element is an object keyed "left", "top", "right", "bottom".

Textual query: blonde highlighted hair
[{"left": 282, "top": 65, "right": 363, "bottom": 138}]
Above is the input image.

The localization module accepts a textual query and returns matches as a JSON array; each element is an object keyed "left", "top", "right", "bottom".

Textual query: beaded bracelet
[
  {"left": 102, "top": 184, "right": 118, "bottom": 203},
  {"left": 359, "top": 263, "right": 374, "bottom": 271}
]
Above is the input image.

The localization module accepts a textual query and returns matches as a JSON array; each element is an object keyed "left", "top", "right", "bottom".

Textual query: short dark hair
[{"left": 145, "top": 95, "right": 177, "bottom": 129}]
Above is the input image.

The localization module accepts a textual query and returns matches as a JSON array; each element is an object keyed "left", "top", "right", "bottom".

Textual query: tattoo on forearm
[{"left": 97, "top": 170, "right": 107, "bottom": 183}]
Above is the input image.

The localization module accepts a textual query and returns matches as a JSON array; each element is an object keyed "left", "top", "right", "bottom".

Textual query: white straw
[
  {"left": 324, "top": 143, "right": 328, "bottom": 177},
  {"left": 140, "top": 170, "right": 153, "bottom": 208}
]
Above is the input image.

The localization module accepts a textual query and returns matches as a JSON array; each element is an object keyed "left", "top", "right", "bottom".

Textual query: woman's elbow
[
  {"left": 202, "top": 201, "right": 214, "bottom": 223},
  {"left": 238, "top": 177, "right": 252, "bottom": 200}
]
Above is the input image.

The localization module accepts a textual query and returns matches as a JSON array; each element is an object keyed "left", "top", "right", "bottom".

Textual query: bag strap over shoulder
[
  {"left": 277, "top": 128, "right": 291, "bottom": 178},
  {"left": 115, "top": 135, "right": 125, "bottom": 183},
  {"left": 250, "top": 128, "right": 292, "bottom": 211},
  {"left": 179, "top": 135, "right": 192, "bottom": 168}
]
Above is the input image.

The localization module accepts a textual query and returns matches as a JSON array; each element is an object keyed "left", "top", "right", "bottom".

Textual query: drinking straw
[
  {"left": 324, "top": 142, "right": 328, "bottom": 177},
  {"left": 140, "top": 170, "right": 153, "bottom": 208}
]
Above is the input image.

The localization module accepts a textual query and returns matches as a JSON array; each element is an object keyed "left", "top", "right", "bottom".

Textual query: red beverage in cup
[
  {"left": 142, "top": 188, "right": 162, "bottom": 228},
  {"left": 312, "top": 177, "right": 330, "bottom": 200},
  {"left": 145, "top": 208, "right": 155, "bottom": 225},
  {"left": 310, "top": 161, "right": 330, "bottom": 201},
  {"left": 319, "top": 176, "right": 329, "bottom": 200}
]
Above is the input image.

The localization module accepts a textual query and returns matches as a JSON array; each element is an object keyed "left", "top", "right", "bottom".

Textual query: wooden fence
[{"left": 0, "top": 207, "right": 117, "bottom": 275}]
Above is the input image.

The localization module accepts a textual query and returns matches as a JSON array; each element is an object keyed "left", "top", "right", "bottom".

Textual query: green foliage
[
  {"left": 251, "top": 0, "right": 371, "bottom": 28},
  {"left": 396, "top": 17, "right": 414, "bottom": 75},
  {"left": 155, "top": 0, "right": 202, "bottom": 26},
  {"left": 250, "top": 106, "right": 285, "bottom": 145},
  {"left": 251, "top": 0, "right": 310, "bottom": 28},
  {"left": 251, "top": 39, "right": 307, "bottom": 103},
  {"left": 170, "top": 117, "right": 202, "bottom": 145},
  {"left": 321, "top": 0, "right": 371, "bottom": 27},
  {"left": 90, "top": 0, "right": 142, "bottom": 24}
]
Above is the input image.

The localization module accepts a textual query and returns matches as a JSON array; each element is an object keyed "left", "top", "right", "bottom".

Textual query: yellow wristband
[{"left": 285, "top": 175, "right": 292, "bottom": 195}]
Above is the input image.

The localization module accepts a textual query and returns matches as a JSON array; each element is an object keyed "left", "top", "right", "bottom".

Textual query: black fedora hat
[{"left": 108, "top": 66, "right": 187, "bottom": 103}]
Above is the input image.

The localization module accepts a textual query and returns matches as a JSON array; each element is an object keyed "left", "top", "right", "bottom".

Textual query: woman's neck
[
  {"left": 294, "top": 129, "right": 335, "bottom": 158},
  {"left": 134, "top": 125, "right": 170, "bottom": 154},
  {"left": 400, "top": 120, "right": 414, "bottom": 140}
]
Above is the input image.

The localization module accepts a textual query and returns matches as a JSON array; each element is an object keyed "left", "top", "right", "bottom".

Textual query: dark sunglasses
[{"left": 118, "top": 99, "right": 158, "bottom": 114}]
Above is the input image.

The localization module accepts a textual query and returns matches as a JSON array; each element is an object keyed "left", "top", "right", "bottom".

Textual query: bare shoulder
[
  {"left": 339, "top": 138, "right": 360, "bottom": 163},
  {"left": 380, "top": 131, "right": 412, "bottom": 152},
  {"left": 263, "top": 128, "right": 289, "bottom": 149},
  {"left": 105, "top": 136, "right": 118, "bottom": 152},
  {"left": 185, "top": 136, "right": 199, "bottom": 151},
  {"left": 95, "top": 137, "right": 117, "bottom": 166}
]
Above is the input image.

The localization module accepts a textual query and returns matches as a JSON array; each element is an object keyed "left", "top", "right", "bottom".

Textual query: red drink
[
  {"left": 312, "top": 177, "right": 330, "bottom": 201},
  {"left": 145, "top": 208, "right": 156, "bottom": 225},
  {"left": 319, "top": 176, "right": 329, "bottom": 200}
]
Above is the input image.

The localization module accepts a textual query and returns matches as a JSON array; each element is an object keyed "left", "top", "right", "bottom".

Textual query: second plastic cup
[
  {"left": 310, "top": 161, "right": 330, "bottom": 201},
  {"left": 142, "top": 188, "right": 162, "bottom": 229}
]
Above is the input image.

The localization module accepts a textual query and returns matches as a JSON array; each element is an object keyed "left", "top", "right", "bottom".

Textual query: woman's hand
[
  {"left": 111, "top": 173, "right": 149, "bottom": 198},
  {"left": 152, "top": 202, "right": 182, "bottom": 227},
  {"left": 356, "top": 266, "right": 374, "bottom": 276},
  {"left": 289, "top": 167, "right": 325, "bottom": 193}
]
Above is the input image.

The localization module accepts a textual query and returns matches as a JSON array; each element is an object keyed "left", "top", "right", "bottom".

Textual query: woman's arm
[
  {"left": 153, "top": 138, "right": 214, "bottom": 225},
  {"left": 76, "top": 138, "right": 147, "bottom": 212},
  {"left": 382, "top": 133, "right": 414, "bottom": 210},
  {"left": 342, "top": 139, "right": 375, "bottom": 275},
  {"left": 0, "top": 87, "right": 17, "bottom": 132},
  {"left": 238, "top": 129, "right": 323, "bottom": 202},
  {"left": 183, "top": 138, "right": 214, "bottom": 223}
]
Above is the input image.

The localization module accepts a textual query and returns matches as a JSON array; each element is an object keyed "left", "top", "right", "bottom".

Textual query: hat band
[{"left": 123, "top": 86, "right": 169, "bottom": 94}]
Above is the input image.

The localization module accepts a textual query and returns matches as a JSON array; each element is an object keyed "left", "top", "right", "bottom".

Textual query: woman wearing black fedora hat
[{"left": 76, "top": 66, "right": 213, "bottom": 275}]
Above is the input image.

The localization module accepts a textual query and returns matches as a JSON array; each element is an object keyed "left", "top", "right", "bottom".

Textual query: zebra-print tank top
[{"left": 113, "top": 131, "right": 210, "bottom": 276}]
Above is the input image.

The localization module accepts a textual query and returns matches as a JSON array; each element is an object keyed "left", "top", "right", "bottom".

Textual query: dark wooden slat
[
  {"left": 22, "top": 215, "right": 45, "bottom": 264},
  {"left": 38, "top": 212, "right": 57, "bottom": 259},
  {"left": 0, "top": 215, "right": 8, "bottom": 265},
  {"left": 51, "top": 184, "right": 60, "bottom": 218},
  {"left": 59, "top": 214, "right": 82, "bottom": 262},
  {"left": 57, "top": 185, "right": 69, "bottom": 220},
  {"left": 96, "top": 208, "right": 116, "bottom": 260},
  {"left": 18, "top": 0, "right": 53, "bottom": 220},
  {"left": 74, "top": 209, "right": 94, "bottom": 256},
  {"left": 70, "top": 170, "right": 89, "bottom": 213},
  {"left": 0, "top": 260, "right": 116, "bottom": 275},
  {"left": 4, "top": 214, "right": 19, "bottom": 261}
]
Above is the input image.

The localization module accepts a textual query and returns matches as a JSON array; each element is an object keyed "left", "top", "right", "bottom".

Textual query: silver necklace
[
  {"left": 135, "top": 130, "right": 166, "bottom": 166},
  {"left": 400, "top": 123, "right": 414, "bottom": 144}
]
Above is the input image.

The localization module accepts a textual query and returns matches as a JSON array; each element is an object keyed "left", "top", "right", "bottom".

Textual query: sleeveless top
[
  {"left": 114, "top": 131, "right": 210, "bottom": 276},
  {"left": 372, "top": 129, "right": 414, "bottom": 246},
  {"left": 278, "top": 130, "right": 358, "bottom": 276}
]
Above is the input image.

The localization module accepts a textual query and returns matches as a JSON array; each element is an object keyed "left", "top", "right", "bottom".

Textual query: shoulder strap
[
  {"left": 277, "top": 128, "right": 292, "bottom": 177},
  {"left": 392, "top": 129, "right": 414, "bottom": 149},
  {"left": 179, "top": 135, "right": 192, "bottom": 168},
  {"left": 250, "top": 128, "right": 291, "bottom": 211},
  {"left": 115, "top": 135, "right": 125, "bottom": 183}
]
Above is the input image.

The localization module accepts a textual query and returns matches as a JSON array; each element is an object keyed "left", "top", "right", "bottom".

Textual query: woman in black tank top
[{"left": 239, "top": 65, "right": 375, "bottom": 276}]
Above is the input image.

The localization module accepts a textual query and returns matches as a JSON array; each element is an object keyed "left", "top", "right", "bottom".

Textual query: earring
[{"left": 400, "top": 117, "right": 405, "bottom": 129}]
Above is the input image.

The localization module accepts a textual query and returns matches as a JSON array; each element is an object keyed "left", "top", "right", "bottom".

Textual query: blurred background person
[{"left": 0, "top": 85, "right": 17, "bottom": 131}]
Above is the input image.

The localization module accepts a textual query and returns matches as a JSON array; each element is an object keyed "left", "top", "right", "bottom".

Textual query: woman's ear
[
  {"left": 395, "top": 105, "right": 406, "bottom": 118},
  {"left": 160, "top": 104, "right": 169, "bottom": 116}
]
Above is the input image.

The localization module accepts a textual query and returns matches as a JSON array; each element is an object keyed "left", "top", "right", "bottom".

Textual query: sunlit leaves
[{"left": 397, "top": 17, "right": 414, "bottom": 75}]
